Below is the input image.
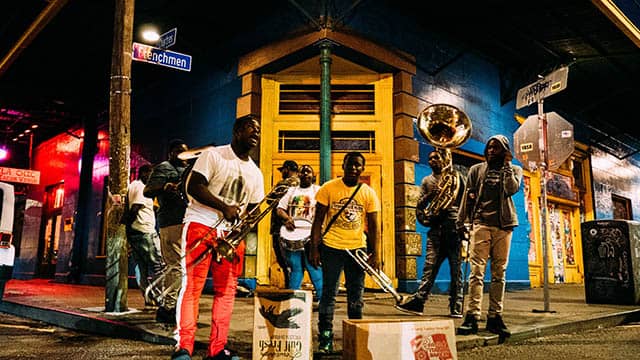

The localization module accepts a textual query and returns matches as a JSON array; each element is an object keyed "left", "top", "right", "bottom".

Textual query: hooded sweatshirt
[{"left": 456, "top": 135, "right": 523, "bottom": 231}]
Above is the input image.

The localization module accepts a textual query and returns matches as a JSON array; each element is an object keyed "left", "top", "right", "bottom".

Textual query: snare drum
[{"left": 279, "top": 218, "right": 312, "bottom": 251}]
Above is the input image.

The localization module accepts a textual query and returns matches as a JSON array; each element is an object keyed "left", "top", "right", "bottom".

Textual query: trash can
[{"left": 581, "top": 220, "right": 640, "bottom": 305}]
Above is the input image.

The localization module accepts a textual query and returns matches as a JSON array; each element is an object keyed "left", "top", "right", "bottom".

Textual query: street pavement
[{"left": 1, "top": 279, "right": 639, "bottom": 359}]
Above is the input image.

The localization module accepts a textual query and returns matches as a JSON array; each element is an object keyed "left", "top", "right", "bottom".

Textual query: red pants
[{"left": 176, "top": 222, "right": 245, "bottom": 357}]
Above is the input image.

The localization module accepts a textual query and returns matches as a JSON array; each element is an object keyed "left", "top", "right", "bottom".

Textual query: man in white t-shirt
[
  {"left": 172, "top": 115, "right": 265, "bottom": 360},
  {"left": 276, "top": 164, "right": 323, "bottom": 301},
  {"left": 126, "top": 164, "right": 164, "bottom": 306}
]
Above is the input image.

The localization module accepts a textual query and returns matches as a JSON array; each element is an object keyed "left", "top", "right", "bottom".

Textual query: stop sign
[{"left": 513, "top": 112, "right": 574, "bottom": 171}]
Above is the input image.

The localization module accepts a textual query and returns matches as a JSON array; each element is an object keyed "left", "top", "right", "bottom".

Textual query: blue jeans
[
  {"left": 127, "top": 231, "right": 164, "bottom": 300},
  {"left": 318, "top": 244, "right": 365, "bottom": 332},
  {"left": 284, "top": 248, "right": 323, "bottom": 300}
]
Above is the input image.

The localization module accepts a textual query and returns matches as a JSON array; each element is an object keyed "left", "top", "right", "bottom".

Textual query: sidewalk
[{"left": 1, "top": 279, "right": 639, "bottom": 359}]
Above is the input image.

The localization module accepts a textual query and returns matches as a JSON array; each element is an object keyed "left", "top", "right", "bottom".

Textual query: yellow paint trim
[{"left": 593, "top": 0, "right": 640, "bottom": 48}]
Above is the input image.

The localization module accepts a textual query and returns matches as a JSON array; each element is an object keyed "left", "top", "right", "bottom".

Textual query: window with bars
[
  {"left": 279, "top": 84, "right": 375, "bottom": 115},
  {"left": 278, "top": 130, "right": 375, "bottom": 153}
]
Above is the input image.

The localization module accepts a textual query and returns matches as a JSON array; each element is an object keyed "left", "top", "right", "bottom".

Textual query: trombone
[
  {"left": 346, "top": 248, "right": 404, "bottom": 305},
  {"left": 143, "top": 177, "right": 297, "bottom": 306}
]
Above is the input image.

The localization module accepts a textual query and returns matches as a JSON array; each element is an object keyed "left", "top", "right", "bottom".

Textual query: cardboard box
[
  {"left": 253, "top": 289, "right": 313, "bottom": 360},
  {"left": 343, "top": 318, "right": 457, "bottom": 360}
]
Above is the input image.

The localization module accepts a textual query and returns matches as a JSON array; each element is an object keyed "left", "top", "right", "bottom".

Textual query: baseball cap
[{"left": 278, "top": 160, "right": 299, "bottom": 172}]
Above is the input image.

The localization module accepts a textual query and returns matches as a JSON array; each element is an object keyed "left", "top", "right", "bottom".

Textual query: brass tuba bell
[{"left": 417, "top": 104, "right": 472, "bottom": 218}]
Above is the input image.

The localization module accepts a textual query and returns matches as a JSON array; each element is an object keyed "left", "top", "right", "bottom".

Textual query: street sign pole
[
  {"left": 535, "top": 99, "right": 554, "bottom": 314},
  {"left": 514, "top": 109, "right": 573, "bottom": 314},
  {"left": 515, "top": 66, "right": 570, "bottom": 314}
]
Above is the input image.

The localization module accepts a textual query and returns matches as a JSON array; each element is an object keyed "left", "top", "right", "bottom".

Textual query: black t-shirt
[
  {"left": 145, "top": 161, "right": 187, "bottom": 228},
  {"left": 475, "top": 167, "right": 501, "bottom": 226}
]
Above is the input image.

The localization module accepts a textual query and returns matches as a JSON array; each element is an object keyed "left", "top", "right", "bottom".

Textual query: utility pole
[{"left": 105, "top": 0, "right": 134, "bottom": 312}]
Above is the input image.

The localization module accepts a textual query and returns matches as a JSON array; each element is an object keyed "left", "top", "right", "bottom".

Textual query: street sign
[
  {"left": 159, "top": 28, "right": 177, "bottom": 49},
  {"left": 516, "top": 66, "right": 569, "bottom": 110},
  {"left": 132, "top": 42, "right": 192, "bottom": 72},
  {"left": 0, "top": 166, "right": 40, "bottom": 185},
  {"left": 513, "top": 112, "right": 574, "bottom": 171}
]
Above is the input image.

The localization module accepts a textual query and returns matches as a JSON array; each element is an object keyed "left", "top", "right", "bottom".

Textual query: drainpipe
[{"left": 318, "top": 40, "right": 333, "bottom": 184}]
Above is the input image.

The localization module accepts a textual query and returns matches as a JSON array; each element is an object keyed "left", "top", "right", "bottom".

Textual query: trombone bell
[{"left": 346, "top": 249, "right": 404, "bottom": 305}]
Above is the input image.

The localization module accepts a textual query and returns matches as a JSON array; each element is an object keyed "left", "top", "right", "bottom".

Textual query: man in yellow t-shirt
[{"left": 308, "top": 152, "right": 381, "bottom": 353}]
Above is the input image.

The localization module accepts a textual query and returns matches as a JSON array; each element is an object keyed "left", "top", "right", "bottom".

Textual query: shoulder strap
[{"left": 322, "top": 182, "right": 363, "bottom": 237}]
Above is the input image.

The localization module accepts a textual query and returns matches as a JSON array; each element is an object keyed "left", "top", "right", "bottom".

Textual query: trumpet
[{"left": 346, "top": 248, "right": 404, "bottom": 305}]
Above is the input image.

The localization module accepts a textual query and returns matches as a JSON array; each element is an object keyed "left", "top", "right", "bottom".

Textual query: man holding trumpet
[{"left": 308, "top": 151, "right": 381, "bottom": 353}]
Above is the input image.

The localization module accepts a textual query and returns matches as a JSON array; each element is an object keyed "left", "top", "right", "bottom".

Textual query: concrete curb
[
  {"left": 0, "top": 300, "right": 175, "bottom": 345},
  {"left": 455, "top": 309, "right": 640, "bottom": 350}
]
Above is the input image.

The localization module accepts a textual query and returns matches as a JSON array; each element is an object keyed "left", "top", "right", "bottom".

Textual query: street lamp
[
  {"left": 139, "top": 25, "right": 160, "bottom": 44},
  {"left": 142, "top": 30, "right": 159, "bottom": 43}
]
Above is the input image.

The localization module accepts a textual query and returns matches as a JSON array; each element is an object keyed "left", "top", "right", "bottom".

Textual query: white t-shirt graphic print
[
  {"left": 183, "top": 144, "right": 264, "bottom": 229},
  {"left": 276, "top": 184, "right": 320, "bottom": 240}
]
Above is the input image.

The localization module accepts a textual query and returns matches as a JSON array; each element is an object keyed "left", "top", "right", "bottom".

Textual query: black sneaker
[
  {"left": 204, "top": 348, "right": 240, "bottom": 360},
  {"left": 156, "top": 306, "right": 176, "bottom": 325},
  {"left": 449, "top": 302, "right": 463, "bottom": 318},
  {"left": 394, "top": 295, "right": 424, "bottom": 316},
  {"left": 171, "top": 348, "right": 191, "bottom": 360},
  {"left": 486, "top": 314, "right": 511, "bottom": 337},
  {"left": 456, "top": 314, "right": 479, "bottom": 335},
  {"left": 318, "top": 329, "right": 334, "bottom": 353}
]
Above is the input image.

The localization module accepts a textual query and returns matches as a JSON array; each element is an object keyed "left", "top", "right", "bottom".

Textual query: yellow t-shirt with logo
[{"left": 315, "top": 178, "right": 381, "bottom": 250}]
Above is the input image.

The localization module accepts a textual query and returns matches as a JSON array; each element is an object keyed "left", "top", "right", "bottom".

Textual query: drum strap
[{"left": 322, "top": 183, "right": 362, "bottom": 237}]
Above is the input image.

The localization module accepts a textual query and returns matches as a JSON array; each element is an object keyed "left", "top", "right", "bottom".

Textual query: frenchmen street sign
[{"left": 132, "top": 42, "right": 192, "bottom": 72}]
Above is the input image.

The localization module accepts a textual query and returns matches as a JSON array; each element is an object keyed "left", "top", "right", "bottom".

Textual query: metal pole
[
  {"left": 318, "top": 40, "right": 332, "bottom": 184},
  {"left": 0, "top": 0, "right": 68, "bottom": 78},
  {"left": 533, "top": 99, "right": 555, "bottom": 313},
  {"left": 105, "top": 0, "right": 133, "bottom": 312},
  {"left": 69, "top": 116, "right": 98, "bottom": 283},
  {"left": 28, "top": 132, "right": 33, "bottom": 169}
]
